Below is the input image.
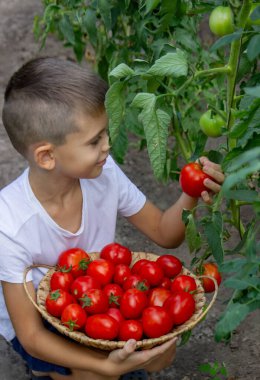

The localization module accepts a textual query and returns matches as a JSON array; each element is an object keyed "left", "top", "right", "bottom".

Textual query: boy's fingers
[
  {"left": 203, "top": 165, "right": 225, "bottom": 185},
  {"left": 111, "top": 339, "right": 137, "bottom": 362}
]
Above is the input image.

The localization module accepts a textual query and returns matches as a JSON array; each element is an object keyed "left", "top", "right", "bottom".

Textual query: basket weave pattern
[{"left": 25, "top": 252, "right": 216, "bottom": 351}]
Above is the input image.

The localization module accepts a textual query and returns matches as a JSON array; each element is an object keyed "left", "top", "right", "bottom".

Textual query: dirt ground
[{"left": 0, "top": 1, "right": 259, "bottom": 380}]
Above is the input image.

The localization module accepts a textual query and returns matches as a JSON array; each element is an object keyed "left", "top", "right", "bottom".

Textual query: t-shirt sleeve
[
  {"left": 112, "top": 159, "right": 146, "bottom": 217},
  {"left": 0, "top": 233, "right": 33, "bottom": 283}
]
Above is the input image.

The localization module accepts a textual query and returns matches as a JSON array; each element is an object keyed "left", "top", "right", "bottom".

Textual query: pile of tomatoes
[{"left": 45, "top": 243, "right": 221, "bottom": 341}]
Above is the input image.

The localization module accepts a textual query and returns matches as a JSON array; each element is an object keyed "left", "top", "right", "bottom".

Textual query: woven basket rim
[{"left": 24, "top": 251, "right": 218, "bottom": 351}]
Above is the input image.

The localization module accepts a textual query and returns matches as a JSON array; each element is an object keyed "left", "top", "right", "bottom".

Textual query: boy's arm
[
  {"left": 2, "top": 281, "right": 177, "bottom": 376},
  {"left": 127, "top": 157, "right": 224, "bottom": 248}
]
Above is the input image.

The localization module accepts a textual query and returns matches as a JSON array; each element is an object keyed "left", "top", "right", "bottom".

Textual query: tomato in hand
[
  {"left": 50, "top": 269, "right": 74, "bottom": 292},
  {"left": 100, "top": 242, "right": 132, "bottom": 266},
  {"left": 171, "top": 274, "right": 197, "bottom": 294},
  {"left": 61, "top": 303, "right": 87, "bottom": 331},
  {"left": 57, "top": 248, "right": 91, "bottom": 278},
  {"left": 200, "top": 262, "right": 222, "bottom": 293},
  {"left": 85, "top": 314, "right": 119, "bottom": 340},
  {"left": 45, "top": 289, "right": 75, "bottom": 317},
  {"left": 70, "top": 275, "right": 101, "bottom": 300},
  {"left": 113, "top": 264, "right": 131, "bottom": 286},
  {"left": 118, "top": 319, "right": 143, "bottom": 341},
  {"left": 142, "top": 306, "right": 173, "bottom": 338},
  {"left": 179, "top": 162, "right": 213, "bottom": 198},
  {"left": 87, "top": 259, "right": 115, "bottom": 286},
  {"left": 199, "top": 110, "right": 225, "bottom": 138},
  {"left": 138, "top": 261, "right": 164, "bottom": 287},
  {"left": 164, "top": 291, "right": 195, "bottom": 325},
  {"left": 103, "top": 283, "right": 124, "bottom": 307},
  {"left": 148, "top": 287, "right": 171, "bottom": 307},
  {"left": 120, "top": 288, "right": 148, "bottom": 319},
  {"left": 156, "top": 254, "right": 183, "bottom": 278},
  {"left": 209, "top": 6, "right": 234, "bottom": 36},
  {"left": 79, "top": 288, "right": 109, "bottom": 315}
]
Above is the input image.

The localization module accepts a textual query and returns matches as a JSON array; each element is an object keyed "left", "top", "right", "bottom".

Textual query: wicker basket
[{"left": 23, "top": 252, "right": 218, "bottom": 351}]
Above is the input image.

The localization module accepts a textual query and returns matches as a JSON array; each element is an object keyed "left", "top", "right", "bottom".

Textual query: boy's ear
[{"left": 33, "top": 143, "right": 55, "bottom": 170}]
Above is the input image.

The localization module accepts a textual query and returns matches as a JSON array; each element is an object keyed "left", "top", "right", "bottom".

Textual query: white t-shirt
[{"left": 0, "top": 155, "right": 146, "bottom": 341}]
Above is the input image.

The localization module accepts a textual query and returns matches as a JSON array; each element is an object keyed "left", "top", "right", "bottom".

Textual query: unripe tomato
[
  {"left": 209, "top": 6, "right": 234, "bottom": 37},
  {"left": 179, "top": 162, "right": 213, "bottom": 198},
  {"left": 199, "top": 110, "right": 225, "bottom": 138}
]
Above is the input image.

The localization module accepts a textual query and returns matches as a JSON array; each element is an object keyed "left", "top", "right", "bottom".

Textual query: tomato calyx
[
  {"left": 62, "top": 319, "right": 80, "bottom": 332},
  {"left": 135, "top": 281, "right": 149, "bottom": 292},
  {"left": 108, "top": 294, "right": 120, "bottom": 306},
  {"left": 56, "top": 265, "right": 73, "bottom": 273},
  {"left": 80, "top": 295, "right": 93, "bottom": 308},
  {"left": 50, "top": 289, "right": 61, "bottom": 301}
]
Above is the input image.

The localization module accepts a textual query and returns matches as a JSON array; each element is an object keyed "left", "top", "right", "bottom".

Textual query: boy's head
[{"left": 2, "top": 57, "right": 108, "bottom": 157}]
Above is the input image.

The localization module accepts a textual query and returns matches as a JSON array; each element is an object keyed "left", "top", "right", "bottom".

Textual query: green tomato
[
  {"left": 247, "top": 3, "right": 260, "bottom": 26},
  {"left": 199, "top": 110, "right": 225, "bottom": 138},
  {"left": 209, "top": 6, "right": 234, "bottom": 37}
]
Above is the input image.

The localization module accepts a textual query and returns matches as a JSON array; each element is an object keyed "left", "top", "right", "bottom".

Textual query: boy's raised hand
[
  {"left": 199, "top": 156, "right": 225, "bottom": 204},
  {"left": 106, "top": 337, "right": 177, "bottom": 376}
]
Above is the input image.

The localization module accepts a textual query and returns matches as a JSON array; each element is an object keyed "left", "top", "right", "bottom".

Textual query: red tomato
[
  {"left": 87, "top": 259, "right": 115, "bottom": 286},
  {"left": 142, "top": 306, "right": 173, "bottom": 338},
  {"left": 57, "top": 248, "right": 91, "bottom": 278},
  {"left": 119, "top": 320, "right": 143, "bottom": 341},
  {"left": 50, "top": 269, "right": 74, "bottom": 292},
  {"left": 164, "top": 291, "right": 195, "bottom": 325},
  {"left": 113, "top": 264, "right": 131, "bottom": 286},
  {"left": 123, "top": 274, "right": 150, "bottom": 295},
  {"left": 100, "top": 242, "right": 132, "bottom": 266},
  {"left": 45, "top": 289, "right": 75, "bottom": 317},
  {"left": 179, "top": 162, "right": 213, "bottom": 198},
  {"left": 107, "top": 308, "right": 125, "bottom": 325},
  {"left": 148, "top": 288, "right": 171, "bottom": 307},
  {"left": 120, "top": 288, "right": 148, "bottom": 319},
  {"left": 70, "top": 275, "right": 101, "bottom": 299},
  {"left": 200, "top": 262, "right": 222, "bottom": 293},
  {"left": 156, "top": 254, "right": 183, "bottom": 278},
  {"left": 171, "top": 275, "right": 197, "bottom": 293},
  {"left": 103, "top": 283, "right": 124, "bottom": 308},
  {"left": 79, "top": 288, "right": 109, "bottom": 315},
  {"left": 85, "top": 314, "right": 119, "bottom": 340},
  {"left": 131, "top": 259, "right": 149, "bottom": 274},
  {"left": 138, "top": 261, "right": 164, "bottom": 287},
  {"left": 61, "top": 304, "right": 87, "bottom": 331},
  {"left": 159, "top": 277, "right": 172, "bottom": 290}
]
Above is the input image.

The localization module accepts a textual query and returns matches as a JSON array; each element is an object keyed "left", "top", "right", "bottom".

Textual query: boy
[{"left": 0, "top": 57, "right": 224, "bottom": 380}]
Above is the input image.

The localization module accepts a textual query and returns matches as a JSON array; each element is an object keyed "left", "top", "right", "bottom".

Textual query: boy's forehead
[{"left": 73, "top": 109, "right": 108, "bottom": 130}]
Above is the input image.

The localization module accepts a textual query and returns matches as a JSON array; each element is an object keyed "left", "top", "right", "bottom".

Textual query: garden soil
[{"left": 0, "top": 1, "right": 259, "bottom": 379}]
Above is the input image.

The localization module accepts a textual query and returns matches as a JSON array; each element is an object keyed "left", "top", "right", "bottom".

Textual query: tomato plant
[
  {"left": 209, "top": 6, "right": 234, "bottom": 36},
  {"left": 61, "top": 303, "right": 87, "bottom": 331},
  {"left": 85, "top": 314, "right": 119, "bottom": 340},
  {"left": 37, "top": 0, "right": 260, "bottom": 346},
  {"left": 142, "top": 306, "right": 173, "bottom": 338},
  {"left": 100, "top": 242, "right": 132, "bottom": 266},
  {"left": 199, "top": 110, "right": 225, "bottom": 138},
  {"left": 199, "top": 263, "right": 222, "bottom": 293},
  {"left": 57, "top": 248, "right": 90, "bottom": 278},
  {"left": 179, "top": 163, "right": 213, "bottom": 198}
]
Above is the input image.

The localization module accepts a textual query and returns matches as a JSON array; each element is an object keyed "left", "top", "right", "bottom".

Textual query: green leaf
[
  {"left": 131, "top": 93, "right": 170, "bottom": 179},
  {"left": 215, "top": 303, "right": 250, "bottom": 341},
  {"left": 184, "top": 212, "right": 202, "bottom": 253},
  {"left": 146, "top": 51, "right": 188, "bottom": 78},
  {"left": 110, "top": 126, "right": 128, "bottom": 164},
  {"left": 202, "top": 212, "right": 224, "bottom": 264},
  {"left": 82, "top": 8, "right": 97, "bottom": 45},
  {"left": 109, "top": 63, "right": 135, "bottom": 79},
  {"left": 59, "top": 14, "right": 75, "bottom": 45},
  {"left": 105, "top": 82, "right": 126, "bottom": 143},
  {"left": 97, "top": 0, "right": 112, "bottom": 30},
  {"left": 223, "top": 190, "right": 259, "bottom": 202},
  {"left": 244, "top": 85, "right": 260, "bottom": 98},
  {"left": 247, "top": 35, "right": 260, "bottom": 61},
  {"left": 145, "top": 0, "right": 161, "bottom": 13},
  {"left": 210, "top": 29, "right": 243, "bottom": 51},
  {"left": 223, "top": 277, "right": 259, "bottom": 290}
]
